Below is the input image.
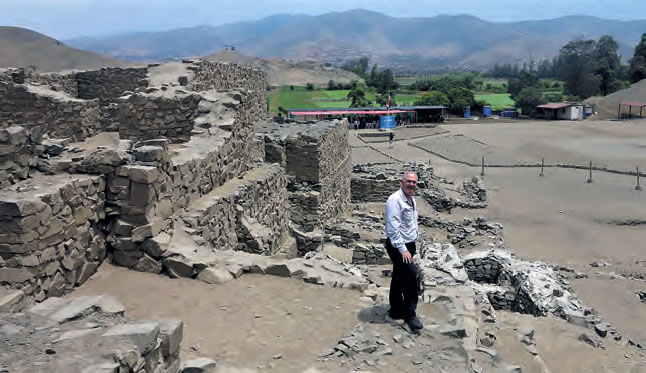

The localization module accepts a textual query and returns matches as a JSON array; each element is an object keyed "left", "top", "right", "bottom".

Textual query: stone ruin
[{"left": 0, "top": 59, "right": 362, "bottom": 371}]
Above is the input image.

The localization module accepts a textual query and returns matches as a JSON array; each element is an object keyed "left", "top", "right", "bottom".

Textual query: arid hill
[
  {"left": 0, "top": 26, "right": 124, "bottom": 72},
  {"left": 587, "top": 79, "right": 646, "bottom": 119},
  {"left": 204, "top": 49, "right": 361, "bottom": 86}
]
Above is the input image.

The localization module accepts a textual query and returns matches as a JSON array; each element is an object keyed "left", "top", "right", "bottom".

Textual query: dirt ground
[
  {"left": 73, "top": 264, "right": 365, "bottom": 373},
  {"left": 67, "top": 119, "right": 646, "bottom": 372}
]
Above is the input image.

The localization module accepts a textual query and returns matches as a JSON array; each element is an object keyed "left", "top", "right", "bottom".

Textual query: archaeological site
[{"left": 1, "top": 59, "right": 645, "bottom": 373}]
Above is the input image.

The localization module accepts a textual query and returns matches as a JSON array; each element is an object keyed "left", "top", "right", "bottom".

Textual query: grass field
[
  {"left": 267, "top": 86, "right": 518, "bottom": 116},
  {"left": 475, "top": 93, "right": 515, "bottom": 111},
  {"left": 267, "top": 86, "right": 423, "bottom": 115}
]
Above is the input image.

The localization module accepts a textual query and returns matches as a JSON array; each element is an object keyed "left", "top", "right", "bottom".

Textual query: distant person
[
  {"left": 389, "top": 131, "right": 394, "bottom": 148},
  {"left": 385, "top": 171, "right": 422, "bottom": 331}
]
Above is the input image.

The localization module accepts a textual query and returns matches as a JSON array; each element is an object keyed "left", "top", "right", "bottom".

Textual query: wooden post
[
  {"left": 481, "top": 156, "right": 485, "bottom": 177},
  {"left": 540, "top": 158, "right": 544, "bottom": 177},
  {"left": 587, "top": 161, "right": 593, "bottom": 183},
  {"left": 618, "top": 103, "right": 621, "bottom": 119},
  {"left": 637, "top": 167, "right": 642, "bottom": 191}
]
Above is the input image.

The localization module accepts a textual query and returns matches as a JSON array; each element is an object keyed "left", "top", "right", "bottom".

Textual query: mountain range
[{"left": 64, "top": 9, "right": 646, "bottom": 72}]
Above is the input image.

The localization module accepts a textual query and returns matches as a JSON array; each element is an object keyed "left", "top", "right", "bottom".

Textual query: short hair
[{"left": 401, "top": 171, "right": 418, "bottom": 181}]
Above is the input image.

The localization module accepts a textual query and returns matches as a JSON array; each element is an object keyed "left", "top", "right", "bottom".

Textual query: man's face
[{"left": 401, "top": 173, "right": 418, "bottom": 197}]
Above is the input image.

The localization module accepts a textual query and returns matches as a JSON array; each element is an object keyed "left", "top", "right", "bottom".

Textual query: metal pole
[
  {"left": 637, "top": 167, "right": 642, "bottom": 191},
  {"left": 540, "top": 157, "right": 544, "bottom": 177},
  {"left": 481, "top": 156, "right": 485, "bottom": 177},
  {"left": 587, "top": 161, "right": 593, "bottom": 183}
]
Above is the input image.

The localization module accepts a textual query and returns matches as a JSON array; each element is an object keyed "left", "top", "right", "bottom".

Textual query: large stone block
[
  {"left": 102, "top": 323, "right": 160, "bottom": 354},
  {"left": 157, "top": 319, "right": 183, "bottom": 357}
]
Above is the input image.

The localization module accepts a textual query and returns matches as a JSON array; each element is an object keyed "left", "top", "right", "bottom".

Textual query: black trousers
[{"left": 385, "top": 239, "right": 418, "bottom": 319}]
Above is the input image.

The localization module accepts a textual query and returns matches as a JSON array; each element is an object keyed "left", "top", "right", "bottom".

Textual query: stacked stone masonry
[
  {"left": 0, "top": 175, "right": 107, "bottom": 303},
  {"left": 181, "top": 163, "right": 288, "bottom": 255},
  {"left": 0, "top": 59, "right": 346, "bottom": 313},
  {"left": 76, "top": 67, "right": 149, "bottom": 100},
  {"left": 0, "top": 126, "right": 42, "bottom": 188},
  {"left": 0, "top": 81, "right": 101, "bottom": 141},
  {"left": 117, "top": 91, "right": 201, "bottom": 143},
  {"left": 257, "top": 119, "right": 351, "bottom": 235},
  {"left": 186, "top": 59, "right": 266, "bottom": 92}
]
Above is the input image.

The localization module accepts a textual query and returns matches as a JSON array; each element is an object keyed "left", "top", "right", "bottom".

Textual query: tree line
[{"left": 490, "top": 34, "right": 646, "bottom": 104}]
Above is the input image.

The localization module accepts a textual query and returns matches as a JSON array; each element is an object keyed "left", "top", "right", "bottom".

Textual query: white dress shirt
[{"left": 385, "top": 188, "right": 419, "bottom": 254}]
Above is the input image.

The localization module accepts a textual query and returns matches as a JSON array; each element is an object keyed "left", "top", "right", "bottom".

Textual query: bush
[
  {"left": 414, "top": 91, "right": 450, "bottom": 106},
  {"left": 306, "top": 83, "right": 314, "bottom": 91}
]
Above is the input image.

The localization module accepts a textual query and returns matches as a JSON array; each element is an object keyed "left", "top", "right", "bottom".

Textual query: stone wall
[
  {"left": 350, "top": 178, "right": 399, "bottom": 203},
  {"left": 0, "top": 175, "right": 107, "bottom": 303},
  {"left": 465, "top": 256, "right": 503, "bottom": 283},
  {"left": 0, "top": 125, "right": 42, "bottom": 188},
  {"left": 76, "top": 67, "right": 149, "bottom": 100},
  {"left": 0, "top": 68, "right": 78, "bottom": 97},
  {"left": 187, "top": 60, "right": 266, "bottom": 92},
  {"left": 284, "top": 120, "right": 351, "bottom": 227},
  {"left": 181, "top": 164, "right": 288, "bottom": 255},
  {"left": 117, "top": 90, "right": 201, "bottom": 143},
  {"left": 0, "top": 81, "right": 101, "bottom": 141}
]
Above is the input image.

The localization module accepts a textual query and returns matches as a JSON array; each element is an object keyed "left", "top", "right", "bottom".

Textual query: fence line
[{"left": 408, "top": 142, "right": 646, "bottom": 179}]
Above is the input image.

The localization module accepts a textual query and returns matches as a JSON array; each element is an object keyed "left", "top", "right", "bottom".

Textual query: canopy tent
[
  {"left": 618, "top": 101, "right": 646, "bottom": 118},
  {"left": 288, "top": 109, "right": 414, "bottom": 115}
]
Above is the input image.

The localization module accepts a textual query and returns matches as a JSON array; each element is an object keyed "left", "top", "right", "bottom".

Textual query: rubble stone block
[
  {"left": 102, "top": 323, "right": 160, "bottom": 354},
  {"left": 164, "top": 257, "right": 194, "bottom": 278},
  {"left": 182, "top": 358, "right": 217, "bottom": 373},
  {"left": 197, "top": 267, "right": 234, "bottom": 285},
  {"left": 157, "top": 319, "right": 184, "bottom": 357}
]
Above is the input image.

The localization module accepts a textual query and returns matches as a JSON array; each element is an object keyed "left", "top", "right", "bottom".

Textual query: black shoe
[{"left": 406, "top": 316, "right": 423, "bottom": 330}]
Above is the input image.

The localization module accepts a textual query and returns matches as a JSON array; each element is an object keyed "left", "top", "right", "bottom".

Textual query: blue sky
[{"left": 2, "top": 0, "right": 642, "bottom": 39}]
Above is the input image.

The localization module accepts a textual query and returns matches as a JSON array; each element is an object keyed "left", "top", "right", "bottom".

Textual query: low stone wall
[
  {"left": 117, "top": 90, "right": 201, "bottom": 143},
  {"left": 350, "top": 178, "right": 399, "bottom": 202},
  {"left": 187, "top": 60, "right": 266, "bottom": 93},
  {"left": 465, "top": 256, "right": 503, "bottom": 283},
  {"left": 0, "top": 68, "right": 78, "bottom": 97},
  {"left": 0, "top": 81, "right": 101, "bottom": 141},
  {"left": 181, "top": 164, "right": 288, "bottom": 255},
  {"left": 0, "top": 125, "right": 42, "bottom": 188},
  {"left": 0, "top": 175, "right": 107, "bottom": 303},
  {"left": 76, "top": 67, "right": 149, "bottom": 100}
]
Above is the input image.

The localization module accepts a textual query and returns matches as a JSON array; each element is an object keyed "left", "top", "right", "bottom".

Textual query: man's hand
[{"left": 401, "top": 250, "right": 412, "bottom": 263}]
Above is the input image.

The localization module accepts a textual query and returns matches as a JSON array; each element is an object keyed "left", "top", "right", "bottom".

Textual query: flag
[{"left": 386, "top": 93, "right": 392, "bottom": 111}]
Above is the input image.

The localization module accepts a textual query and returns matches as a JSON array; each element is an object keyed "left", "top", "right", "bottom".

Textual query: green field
[
  {"left": 267, "top": 86, "right": 517, "bottom": 116},
  {"left": 475, "top": 93, "right": 515, "bottom": 111},
  {"left": 267, "top": 86, "right": 423, "bottom": 116}
]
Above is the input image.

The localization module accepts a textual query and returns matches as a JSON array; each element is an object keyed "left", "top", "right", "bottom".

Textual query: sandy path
[{"left": 73, "top": 264, "right": 364, "bottom": 373}]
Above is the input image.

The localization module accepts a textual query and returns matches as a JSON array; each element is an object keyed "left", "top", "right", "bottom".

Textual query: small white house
[{"left": 536, "top": 102, "right": 584, "bottom": 120}]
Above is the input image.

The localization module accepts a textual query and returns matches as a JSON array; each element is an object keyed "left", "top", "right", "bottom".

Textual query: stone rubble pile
[
  {"left": 0, "top": 295, "right": 189, "bottom": 373},
  {"left": 419, "top": 215, "right": 504, "bottom": 249}
]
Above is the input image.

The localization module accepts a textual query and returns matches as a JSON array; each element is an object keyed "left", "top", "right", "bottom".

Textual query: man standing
[{"left": 385, "top": 171, "right": 423, "bottom": 330}]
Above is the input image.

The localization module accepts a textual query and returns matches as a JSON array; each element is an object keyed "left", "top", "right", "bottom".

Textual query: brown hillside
[
  {"left": 0, "top": 26, "right": 125, "bottom": 72},
  {"left": 587, "top": 79, "right": 646, "bottom": 119},
  {"left": 204, "top": 49, "right": 362, "bottom": 86}
]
